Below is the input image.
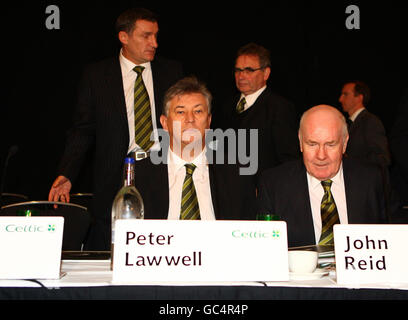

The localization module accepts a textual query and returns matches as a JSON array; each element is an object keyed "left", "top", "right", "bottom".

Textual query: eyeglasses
[{"left": 234, "top": 67, "right": 265, "bottom": 75}]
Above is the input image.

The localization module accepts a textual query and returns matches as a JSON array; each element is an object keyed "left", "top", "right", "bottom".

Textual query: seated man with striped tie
[
  {"left": 257, "top": 105, "right": 390, "bottom": 248},
  {"left": 131, "top": 76, "right": 257, "bottom": 221}
]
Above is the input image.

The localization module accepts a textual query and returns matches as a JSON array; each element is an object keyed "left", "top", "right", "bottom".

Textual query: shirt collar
[
  {"left": 168, "top": 147, "right": 208, "bottom": 175},
  {"left": 239, "top": 85, "right": 267, "bottom": 109},
  {"left": 349, "top": 107, "right": 365, "bottom": 122},
  {"left": 307, "top": 163, "right": 344, "bottom": 190},
  {"left": 119, "top": 48, "right": 151, "bottom": 76}
]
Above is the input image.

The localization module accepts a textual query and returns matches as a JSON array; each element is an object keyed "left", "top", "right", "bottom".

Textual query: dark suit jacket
[
  {"left": 213, "top": 88, "right": 299, "bottom": 177},
  {"left": 57, "top": 55, "right": 183, "bottom": 250},
  {"left": 133, "top": 148, "right": 257, "bottom": 221},
  {"left": 389, "top": 89, "right": 408, "bottom": 205},
  {"left": 346, "top": 109, "right": 391, "bottom": 168},
  {"left": 257, "top": 159, "right": 390, "bottom": 248}
]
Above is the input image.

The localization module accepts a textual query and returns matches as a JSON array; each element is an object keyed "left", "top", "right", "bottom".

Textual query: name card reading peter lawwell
[
  {"left": 112, "top": 219, "right": 289, "bottom": 283},
  {"left": 334, "top": 224, "right": 408, "bottom": 285}
]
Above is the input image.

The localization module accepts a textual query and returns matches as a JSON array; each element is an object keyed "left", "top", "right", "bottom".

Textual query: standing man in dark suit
[
  {"left": 257, "top": 105, "right": 389, "bottom": 248},
  {"left": 133, "top": 76, "right": 257, "bottom": 221},
  {"left": 213, "top": 43, "right": 299, "bottom": 177},
  {"left": 48, "top": 8, "right": 183, "bottom": 250},
  {"left": 339, "top": 80, "right": 391, "bottom": 168}
]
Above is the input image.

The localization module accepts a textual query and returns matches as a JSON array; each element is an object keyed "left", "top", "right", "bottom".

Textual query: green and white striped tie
[
  {"left": 133, "top": 66, "right": 154, "bottom": 152},
  {"left": 180, "top": 164, "right": 200, "bottom": 220},
  {"left": 319, "top": 180, "right": 340, "bottom": 245}
]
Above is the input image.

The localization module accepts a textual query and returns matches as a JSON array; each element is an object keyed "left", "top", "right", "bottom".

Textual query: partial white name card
[
  {"left": 334, "top": 224, "right": 408, "bottom": 285},
  {"left": 112, "top": 219, "right": 289, "bottom": 283},
  {"left": 0, "top": 216, "right": 64, "bottom": 280}
]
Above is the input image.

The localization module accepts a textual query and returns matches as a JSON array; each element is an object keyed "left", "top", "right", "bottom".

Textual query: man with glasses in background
[{"left": 213, "top": 43, "right": 299, "bottom": 179}]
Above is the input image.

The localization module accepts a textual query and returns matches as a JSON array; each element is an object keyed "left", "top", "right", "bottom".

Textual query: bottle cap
[
  {"left": 125, "top": 157, "right": 136, "bottom": 164},
  {"left": 256, "top": 213, "right": 280, "bottom": 221}
]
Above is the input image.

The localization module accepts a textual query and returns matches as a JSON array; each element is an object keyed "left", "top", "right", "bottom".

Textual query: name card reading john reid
[
  {"left": 334, "top": 224, "right": 408, "bottom": 285},
  {"left": 112, "top": 219, "right": 289, "bottom": 283}
]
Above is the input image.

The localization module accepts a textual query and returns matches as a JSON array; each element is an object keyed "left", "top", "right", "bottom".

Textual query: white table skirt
[{"left": 1, "top": 259, "right": 407, "bottom": 291}]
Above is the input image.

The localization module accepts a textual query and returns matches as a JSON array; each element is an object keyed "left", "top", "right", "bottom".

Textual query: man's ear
[
  {"left": 356, "top": 93, "right": 364, "bottom": 105},
  {"left": 118, "top": 31, "right": 128, "bottom": 45},
  {"left": 342, "top": 134, "right": 349, "bottom": 154},
  {"left": 298, "top": 131, "right": 303, "bottom": 153},
  {"left": 160, "top": 115, "right": 168, "bottom": 131},
  {"left": 263, "top": 66, "right": 271, "bottom": 82}
]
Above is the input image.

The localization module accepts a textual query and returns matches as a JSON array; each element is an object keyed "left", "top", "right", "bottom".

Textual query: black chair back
[
  {"left": 70, "top": 193, "right": 93, "bottom": 209},
  {"left": 0, "top": 201, "right": 91, "bottom": 251},
  {"left": 0, "top": 193, "right": 29, "bottom": 206}
]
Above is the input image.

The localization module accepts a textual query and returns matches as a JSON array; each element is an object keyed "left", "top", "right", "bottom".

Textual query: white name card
[
  {"left": 0, "top": 217, "right": 64, "bottom": 280},
  {"left": 334, "top": 224, "right": 408, "bottom": 285},
  {"left": 112, "top": 219, "right": 289, "bottom": 283}
]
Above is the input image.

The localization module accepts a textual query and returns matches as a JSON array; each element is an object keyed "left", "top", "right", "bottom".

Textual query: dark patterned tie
[
  {"left": 180, "top": 164, "right": 200, "bottom": 220},
  {"left": 236, "top": 97, "right": 246, "bottom": 114},
  {"left": 319, "top": 180, "right": 340, "bottom": 245},
  {"left": 133, "top": 66, "right": 154, "bottom": 152},
  {"left": 346, "top": 118, "right": 353, "bottom": 131}
]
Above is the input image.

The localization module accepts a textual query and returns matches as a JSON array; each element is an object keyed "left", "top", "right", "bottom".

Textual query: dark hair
[
  {"left": 236, "top": 43, "right": 271, "bottom": 68},
  {"left": 115, "top": 8, "right": 158, "bottom": 34},
  {"left": 163, "top": 76, "right": 212, "bottom": 116},
  {"left": 347, "top": 80, "right": 371, "bottom": 106}
]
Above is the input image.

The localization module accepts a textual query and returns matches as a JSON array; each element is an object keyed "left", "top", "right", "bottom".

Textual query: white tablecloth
[{"left": 1, "top": 259, "right": 407, "bottom": 291}]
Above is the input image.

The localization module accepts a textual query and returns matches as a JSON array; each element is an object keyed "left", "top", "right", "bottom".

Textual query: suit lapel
[
  {"left": 151, "top": 60, "right": 165, "bottom": 128},
  {"left": 157, "top": 162, "right": 170, "bottom": 218},
  {"left": 343, "top": 159, "right": 359, "bottom": 223},
  {"left": 208, "top": 163, "right": 220, "bottom": 218},
  {"left": 300, "top": 170, "right": 313, "bottom": 219},
  {"left": 105, "top": 57, "right": 129, "bottom": 138},
  {"left": 288, "top": 161, "right": 316, "bottom": 246},
  {"left": 349, "top": 109, "right": 366, "bottom": 135},
  {"left": 135, "top": 152, "right": 169, "bottom": 219},
  {"left": 298, "top": 163, "right": 315, "bottom": 243},
  {"left": 149, "top": 149, "right": 169, "bottom": 219}
]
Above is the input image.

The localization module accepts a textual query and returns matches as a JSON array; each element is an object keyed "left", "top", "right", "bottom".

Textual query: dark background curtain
[{"left": 1, "top": 1, "right": 407, "bottom": 200}]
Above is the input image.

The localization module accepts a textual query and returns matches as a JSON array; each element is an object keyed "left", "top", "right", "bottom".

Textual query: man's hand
[{"left": 48, "top": 175, "right": 72, "bottom": 207}]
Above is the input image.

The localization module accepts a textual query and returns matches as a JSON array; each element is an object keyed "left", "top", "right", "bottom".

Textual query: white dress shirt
[
  {"left": 349, "top": 107, "right": 365, "bottom": 122},
  {"left": 119, "top": 49, "right": 160, "bottom": 153},
  {"left": 237, "top": 86, "right": 267, "bottom": 111},
  {"left": 306, "top": 164, "right": 348, "bottom": 243},
  {"left": 166, "top": 147, "right": 215, "bottom": 220}
]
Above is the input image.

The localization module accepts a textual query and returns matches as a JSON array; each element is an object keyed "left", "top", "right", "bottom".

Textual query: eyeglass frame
[{"left": 234, "top": 66, "right": 268, "bottom": 75}]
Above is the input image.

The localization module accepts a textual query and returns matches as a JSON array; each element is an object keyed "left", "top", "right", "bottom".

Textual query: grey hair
[
  {"left": 162, "top": 76, "right": 212, "bottom": 116},
  {"left": 236, "top": 42, "right": 271, "bottom": 68}
]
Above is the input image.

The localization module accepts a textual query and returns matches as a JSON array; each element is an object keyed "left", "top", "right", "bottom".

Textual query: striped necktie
[
  {"left": 319, "top": 180, "right": 340, "bottom": 245},
  {"left": 180, "top": 164, "right": 200, "bottom": 220},
  {"left": 236, "top": 97, "right": 246, "bottom": 114},
  {"left": 133, "top": 66, "right": 154, "bottom": 152}
]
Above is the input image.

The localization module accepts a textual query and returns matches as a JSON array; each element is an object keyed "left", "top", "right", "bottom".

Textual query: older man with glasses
[{"left": 213, "top": 43, "right": 300, "bottom": 181}]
